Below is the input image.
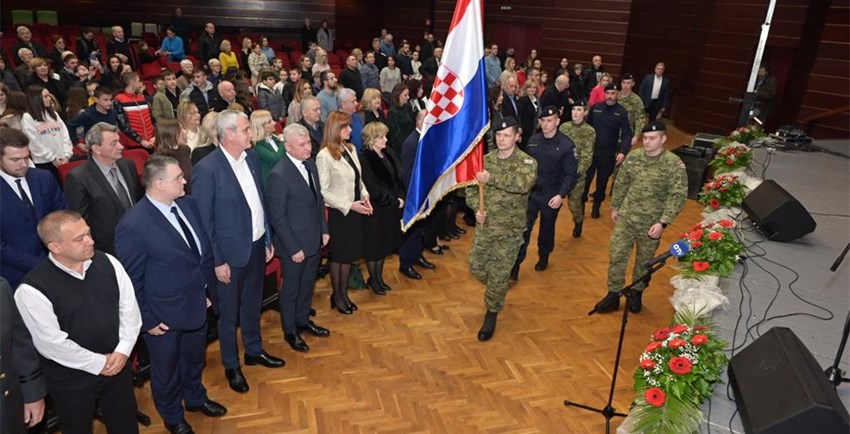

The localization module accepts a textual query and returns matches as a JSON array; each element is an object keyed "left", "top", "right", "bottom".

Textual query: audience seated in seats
[
  {"left": 199, "top": 23, "right": 222, "bottom": 68},
  {"left": 0, "top": 127, "right": 68, "bottom": 288},
  {"left": 269, "top": 57, "right": 284, "bottom": 78},
  {"left": 386, "top": 83, "right": 415, "bottom": 155},
  {"left": 101, "top": 56, "right": 125, "bottom": 90},
  {"left": 21, "top": 85, "right": 73, "bottom": 180},
  {"left": 114, "top": 71, "right": 156, "bottom": 149},
  {"left": 176, "top": 59, "right": 195, "bottom": 91},
  {"left": 213, "top": 79, "right": 252, "bottom": 115},
  {"left": 298, "top": 96, "right": 324, "bottom": 160},
  {"left": 360, "top": 51, "right": 380, "bottom": 91},
  {"left": 306, "top": 42, "right": 319, "bottom": 63},
  {"left": 58, "top": 53, "right": 80, "bottom": 91},
  {"left": 75, "top": 28, "right": 101, "bottom": 62},
  {"left": 154, "top": 119, "right": 193, "bottom": 193},
  {"left": 248, "top": 43, "right": 270, "bottom": 87},
  {"left": 207, "top": 59, "right": 223, "bottom": 87},
  {"left": 12, "top": 26, "right": 49, "bottom": 64},
  {"left": 218, "top": 40, "right": 240, "bottom": 74},
  {"left": 191, "top": 111, "right": 219, "bottom": 164},
  {"left": 67, "top": 87, "right": 118, "bottom": 147},
  {"left": 0, "top": 89, "right": 27, "bottom": 130},
  {"left": 14, "top": 48, "right": 35, "bottom": 89},
  {"left": 64, "top": 122, "right": 141, "bottom": 254},
  {"left": 251, "top": 109, "right": 286, "bottom": 180},
  {"left": 288, "top": 79, "right": 313, "bottom": 124},
  {"left": 316, "top": 71, "right": 338, "bottom": 121},
  {"left": 159, "top": 26, "right": 186, "bottom": 62},
  {"left": 47, "top": 35, "right": 69, "bottom": 71},
  {"left": 181, "top": 68, "right": 220, "bottom": 118},
  {"left": 64, "top": 86, "right": 89, "bottom": 122},
  {"left": 257, "top": 71, "right": 285, "bottom": 122},
  {"left": 0, "top": 84, "right": 10, "bottom": 119},
  {"left": 107, "top": 26, "right": 137, "bottom": 70},
  {"left": 360, "top": 88, "right": 387, "bottom": 125},
  {"left": 177, "top": 101, "right": 203, "bottom": 150},
  {"left": 152, "top": 71, "right": 181, "bottom": 122},
  {"left": 0, "top": 59, "right": 21, "bottom": 92},
  {"left": 27, "top": 58, "right": 68, "bottom": 110},
  {"left": 260, "top": 37, "right": 276, "bottom": 64}
]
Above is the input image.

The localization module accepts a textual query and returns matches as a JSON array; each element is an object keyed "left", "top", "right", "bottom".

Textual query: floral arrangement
[
  {"left": 677, "top": 219, "right": 744, "bottom": 277},
  {"left": 628, "top": 310, "right": 729, "bottom": 434},
  {"left": 697, "top": 175, "right": 747, "bottom": 210},
  {"left": 714, "top": 125, "right": 766, "bottom": 147},
  {"left": 710, "top": 142, "right": 752, "bottom": 174}
]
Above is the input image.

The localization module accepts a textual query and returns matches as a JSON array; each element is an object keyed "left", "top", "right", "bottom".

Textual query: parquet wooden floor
[{"left": 96, "top": 127, "right": 702, "bottom": 434}]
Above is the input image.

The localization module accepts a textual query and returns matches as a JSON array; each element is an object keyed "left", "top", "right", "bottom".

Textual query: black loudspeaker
[
  {"left": 742, "top": 179, "right": 816, "bottom": 242},
  {"left": 673, "top": 146, "right": 713, "bottom": 200},
  {"left": 728, "top": 327, "right": 850, "bottom": 434}
]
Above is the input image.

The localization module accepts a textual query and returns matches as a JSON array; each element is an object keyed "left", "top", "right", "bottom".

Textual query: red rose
[
  {"left": 692, "top": 241, "right": 703, "bottom": 248},
  {"left": 709, "top": 198, "right": 721, "bottom": 209},
  {"left": 646, "top": 341, "right": 662, "bottom": 352},
  {"left": 725, "top": 158, "right": 735, "bottom": 165},
  {"left": 668, "top": 338, "right": 687, "bottom": 349},
  {"left": 671, "top": 324, "right": 689, "bottom": 334},
  {"left": 653, "top": 327, "right": 671, "bottom": 341},
  {"left": 692, "top": 334, "right": 709, "bottom": 345},
  {"left": 694, "top": 325, "right": 709, "bottom": 331},
  {"left": 719, "top": 187, "right": 729, "bottom": 192},
  {"left": 719, "top": 219, "right": 734, "bottom": 228},
  {"left": 709, "top": 232, "right": 724, "bottom": 241},
  {"left": 692, "top": 223, "right": 703, "bottom": 231},
  {"left": 641, "top": 359, "right": 656, "bottom": 370},
  {"left": 693, "top": 261, "right": 710, "bottom": 272},
  {"left": 688, "top": 229, "right": 704, "bottom": 241},
  {"left": 668, "top": 356, "right": 693, "bottom": 375},
  {"left": 645, "top": 387, "right": 666, "bottom": 407}
]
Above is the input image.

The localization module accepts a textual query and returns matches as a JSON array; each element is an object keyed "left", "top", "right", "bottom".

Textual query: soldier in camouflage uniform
[
  {"left": 618, "top": 73, "right": 646, "bottom": 151},
  {"left": 593, "top": 121, "right": 688, "bottom": 314},
  {"left": 559, "top": 101, "right": 596, "bottom": 237},
  {"left": 466, "top": 116, "right": 537, "bottom": 341}
]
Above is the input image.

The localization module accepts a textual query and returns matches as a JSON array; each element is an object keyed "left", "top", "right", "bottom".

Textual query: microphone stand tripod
[
  {"left": 825, "top": 240, "right": 850, "bottom": 387},
  {"left": 564, "top": 259, "right": 670, "bottom": 434}
]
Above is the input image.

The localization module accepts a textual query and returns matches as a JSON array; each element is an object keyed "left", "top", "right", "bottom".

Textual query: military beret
[
  {"left": 493, "top": 116, "right": 518, "bottom": 132},
  {"left": 572, "top": 100, "right": 587, "bottom": 108},
  {"left": 605, "top": 83, "right": 621, "bottom": 92},
  {"left": 642, "top": 121, "right": 667, "bottom": 133},
  {"left": 540, "top": 105, "right": 559, "bottom": 118},
  {"left": 621, "top": 73, "right": 634, "bottom": 81}
]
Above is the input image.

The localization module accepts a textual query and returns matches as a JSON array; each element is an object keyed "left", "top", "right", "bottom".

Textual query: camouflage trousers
[
  {"left": 568, "top": 176, "right": 587, "bottom": 223},
  {"left": 469, "top": 227, "right": 524, "bottom": 312},
  {"left": 607, "top": 220, "right": 661, "bottom": 293}
]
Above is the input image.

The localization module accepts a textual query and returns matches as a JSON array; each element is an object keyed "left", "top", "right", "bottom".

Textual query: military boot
[
  {"left": 593, "top": 292, "right": 620, "bottom": 313},
  {"left": 534, "top": 253, "right": 549, "bottom": 271},
  {"left": 591, "top": 202, "right": 601, "bottom": 219},
  {"left": 628, "top": 290, "right": 643, "bottom": 313},
  {"left": 509, "top": 262, "right": 520, "bottom": 282},
  {"left": 573, "top": 221, "right": 583, "bottom": 238},
  {"left": 477, "top": 311, "right": 498, "bottom": 341}
]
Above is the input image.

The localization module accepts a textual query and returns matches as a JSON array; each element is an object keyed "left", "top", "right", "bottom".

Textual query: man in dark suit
[
  {"left": 540, "top": 74, "right": 571, "bottom": 123},
  {"left": 191, "top": 110, "right": 284, "bottom": 394},
  {"left": 398, "top": 110, "right": 436, "bottom": 280},
  {"left": 639, "top": 62, "right": 670, "bottom": 121},
  {"left": 1, "top": 277, "right": 46, "bottom": 434},
  {"left": 754, "top": 64, "right": 777, "bottom": 123},
  {"left": 0, "top": 127, "right": 67, "bottom": 288},
  {"left": 298, "top": 97, "right": 324, "bottom": 160},
  {"left": 116, "top": 156, "right": 226, "bottom": 434},
  {"left": 65, "top": 123, "right": 140, "bottom": 255},
  {"left": 500, "top": 75, "right": 520, "bottom": 125},
  {"left": 266, "top": 124, "right": 331, "bottom": 353}
]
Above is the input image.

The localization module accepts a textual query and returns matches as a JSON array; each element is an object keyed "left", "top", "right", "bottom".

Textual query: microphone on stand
[{"left": 645, "top": 240, "right": 691, "bottom": 268}]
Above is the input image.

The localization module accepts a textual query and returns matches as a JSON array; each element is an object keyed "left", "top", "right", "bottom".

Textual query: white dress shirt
[
  {"left": 147, "top": 195, "right": 202, "bottom": 254},
  {"left": 14, "top": 253, "right": 142, "bottom": 376},
  {"left": 0, "top": 169, "right": 32, "bottom": 202},
  {"left": 651, "top": 75, "right": 662, "bottom": 100},
  {"left": 286, "top": 152, "right": 310, "bottom": 186},
  {"left": 222, "top": 149, "right": 266, "bottom": 241}
]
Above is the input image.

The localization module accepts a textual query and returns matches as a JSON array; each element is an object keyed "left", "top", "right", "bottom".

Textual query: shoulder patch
[
  {"left": 524, "top": 159, "right": 534, "bottom": 165},
  {"left": 678, "top": 161, "right": 686, "bottom": 169}
]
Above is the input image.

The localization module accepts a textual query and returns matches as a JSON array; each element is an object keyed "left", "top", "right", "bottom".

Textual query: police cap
[
  {"left": 540, "top": 105, "right": 559, "bottom": 118},
  {"left": 605, "top": 83, "right": 621, "bottom": 92},
  {"left": 642, "top": 121, "right": 667, "bottom": 133},
  {"left": 621, "top": 73, "right": 634, "bottom": 81}
]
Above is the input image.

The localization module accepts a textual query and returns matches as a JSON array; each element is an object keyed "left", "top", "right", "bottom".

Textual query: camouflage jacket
[
  {"left": 466, "top": 148, "right": 538, "bottom": 232},
  {"left": 611, "top": 148, "right": 688, "bottom": 226},
  {"left": 559, "top": 121, "right": 596, "bottom": 174},
  {"left": 618, "top": 92, "right": 646, "bottom": 144}
]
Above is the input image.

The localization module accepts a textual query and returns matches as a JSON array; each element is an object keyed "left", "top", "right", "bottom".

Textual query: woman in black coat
[{"left": 359, "top": 121, "right": 405, "bottom": 295}]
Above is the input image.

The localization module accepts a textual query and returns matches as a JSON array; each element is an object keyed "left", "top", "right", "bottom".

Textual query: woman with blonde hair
[
  {"left": 359, "top": 88, "right": 386, "bottom": 125},
  {"left": 287, "top": 79, "right": 313, "bottom": 123},
  {"left": 177, "top": 101, "right": 202, "bottom": 150},
  {"left": 250, "top": 109, "right": 285, "bottom": 180},
  {"left": 311, "top": 49, "right": 330, "bottom": 76},
  {"left": 26, "top": 57, "right": 66, "bottom": 109},
  {"left": 154, "top": 119, "right": 193, "bottom": 191},
  {"left": 316, "top": 111, "right": 372, "bottom": 314},
  {"left": 239, "top": 37, "right": 253, "bottom": 71},
  {"left": 588, "top": 72, "right": 612, "bottom": 107},
  {"left": 218, "top": 39, "right": 240, "bottom": 73},
  {"left": 358, "top": 121, "right": 404, "bottom": 295},
  {"left": 191, "top": 111, "right": 220, "bottom": 165}
]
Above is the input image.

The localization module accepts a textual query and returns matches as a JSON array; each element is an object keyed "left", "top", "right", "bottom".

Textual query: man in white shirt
[
  {"left": 639, "top": 62, "right": 670, "bottom": 121},
  {"left": 15, "top": 209, "right": 141, "bottom": 434}
]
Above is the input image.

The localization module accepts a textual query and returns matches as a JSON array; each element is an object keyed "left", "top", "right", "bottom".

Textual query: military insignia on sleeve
[
  {"left": 524, "top": 159, "right": 534, "bottom": 164},
  {"left": 678, "top": 161, "right": 686, "bottom": 169}
]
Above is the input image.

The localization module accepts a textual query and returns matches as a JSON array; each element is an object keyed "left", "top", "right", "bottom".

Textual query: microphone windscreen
[{"left": 669, "top": 240, "right": 691, "bottom": 258}]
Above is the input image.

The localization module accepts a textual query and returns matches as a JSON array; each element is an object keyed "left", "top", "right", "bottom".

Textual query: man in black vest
[{"left": 14, "top": 210, "right": 142, "bottom": 434}]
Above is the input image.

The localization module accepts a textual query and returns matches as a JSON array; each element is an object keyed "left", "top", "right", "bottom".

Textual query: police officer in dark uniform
[
  {"left": 513, "top": 106, "right": 578, "bottom": 278},
  {"left": 582, "top": 82, "right": 632, "bottom": 219}
]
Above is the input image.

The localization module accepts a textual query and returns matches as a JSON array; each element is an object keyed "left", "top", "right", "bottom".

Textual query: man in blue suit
[
  {"left": 191, "top": 110, "right": 284, "bottom": 394},
  {"left": 116, "top": 156, "right": 227, "bottom": 434},
  {"left": 0, "top": 127, "right": 66, "bottom": 288},
  {"left": 639, "top": 62, "right": 670, "bottom": 122},
  {"left": 266, "top": 124, "right": 330, "bottom": 353}
]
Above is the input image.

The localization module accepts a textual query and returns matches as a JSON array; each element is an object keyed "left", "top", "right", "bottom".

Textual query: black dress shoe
[
  {"left": 593, "top": 292, "right": 621, "bottom": 314},
  {"left": 628, "top": 290, "right": 643, "bottom": 313},
  {"left": 244, "top": 351, "right": 285, "bottom": 368},
  {"left": 509, "top": 263, "right": 520, "bottom": 282},
  {"left": 534, "top": 254, "right": 549, "bottom": 271},
  {"left": 225, "top": 368, "right": 249, "bottom": 393},
  {"left": 298, "top": 321, "right": 330, "bottom": 337},
  {"left": 284, "top": 332, "right": 310, "bottom": 352},
  {"left": 367, "top": 277, "right": 387, "bottom": 295},
  {"left": 453, "top": 227, "right": 467, "bottom": 235},
  {"left": 310, "top": 308, "right": 316, "bottom": 317},
  {"left": 477, "top": 311, "right": 498, "bottom": 341},
  {"left": 416, "top": 256, "right": 436, "bottom": 269},
  {"left": 447, "top": 232, "right": 460, "bottom": 239},
  {"left": 399, "top": 266, "right": 422, "bottom": 280},
  {"left": 330, "top": 297, "right": 353, "bottom": 314},
  {"left": 591, "top": 203, "right": 601, "bottom": 219},
  {"left": 429, "top": 246, "right": 444, "bottom": 255},
  {"left": 186, "top": 399, "right": 227, "bottom": 417},
  {"left": 347, "top": 300, "right": 358, "bottom": 311},
  {"left": 380, "top": 281, "right": 392, "bottom": 291},
  {"left": 165, "top": 420, "right": 194, "bottom": 434},
  {"left": 438, "top": 244, "right": 450, "bottom": 251},
  {"left": 573, "top": 222, "right": 583, "bottom": 238}
]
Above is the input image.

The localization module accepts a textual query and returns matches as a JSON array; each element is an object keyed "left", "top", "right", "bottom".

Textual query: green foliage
[
  {"left": 698, "top": 175, "right": 748, "bottom": 210},
  {"left": 710, "top": 142, "right": 753, "bottom": 174},
  {"left": 677, "top": 220, "right": 744, "bottom": 278},
  {"left": 628, "top": 395, "right": 703, "bottom": 434}
]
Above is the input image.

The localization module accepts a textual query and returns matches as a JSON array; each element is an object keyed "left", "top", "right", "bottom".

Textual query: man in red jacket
[{"left": 114, "top": 72, "right": 156, "bottom": 149}]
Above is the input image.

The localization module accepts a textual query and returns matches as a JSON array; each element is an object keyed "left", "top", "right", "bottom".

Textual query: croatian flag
[{"left": 401, "top": 0, "right": 489, "bottom": 231}]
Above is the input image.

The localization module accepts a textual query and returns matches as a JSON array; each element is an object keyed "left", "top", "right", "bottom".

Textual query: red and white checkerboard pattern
[{"left": 425, "top": 69, "right": 465, "bottom": 125}]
